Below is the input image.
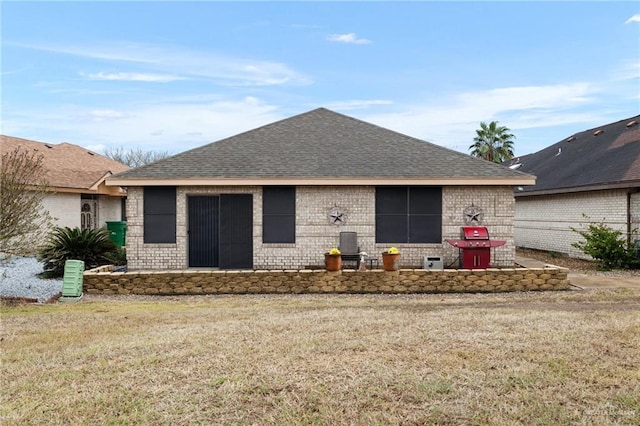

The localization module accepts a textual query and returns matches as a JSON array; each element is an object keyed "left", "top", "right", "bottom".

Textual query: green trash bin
[{"left": 106, "top": 221, "right": 127, "bottom": 247}]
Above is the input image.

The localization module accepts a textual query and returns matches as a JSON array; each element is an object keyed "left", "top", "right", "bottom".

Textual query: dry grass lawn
[{"left": 2, "top": 289, "right": 639, "bottom": 425}]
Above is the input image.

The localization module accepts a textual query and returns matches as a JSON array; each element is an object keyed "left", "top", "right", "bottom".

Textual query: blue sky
[{"left": 2, "top": 1, "right": 639, "bottom": 157}]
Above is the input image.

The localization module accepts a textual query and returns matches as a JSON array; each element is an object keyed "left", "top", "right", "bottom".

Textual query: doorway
[{"left": 188, "top": 194, "right": 253, "bottom": 269}]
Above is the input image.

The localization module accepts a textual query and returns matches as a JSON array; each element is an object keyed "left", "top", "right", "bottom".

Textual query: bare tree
[
  {"left": 0, "top": 147, "right": 53, "bottom": 255},
  {"left": 104, "top": 147, "right": 170, "bottom": 168}
]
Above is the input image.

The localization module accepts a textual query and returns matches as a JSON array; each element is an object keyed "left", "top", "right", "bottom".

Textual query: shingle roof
[
  {"left": 111, "top": 108, "right": 532, "bottom": 183},
  {"left": 509, "top": 115, "right": 640, "bottom": 196},
  {"left": 1, "top": 135, "right": 130, "bottom": 190}
]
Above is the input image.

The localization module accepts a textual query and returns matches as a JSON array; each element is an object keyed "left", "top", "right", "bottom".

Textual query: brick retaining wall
[{"left": 84, "top": 266, "right": 569, "bottom": 295}]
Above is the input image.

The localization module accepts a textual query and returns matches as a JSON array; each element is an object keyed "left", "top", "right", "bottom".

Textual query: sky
[{"left": 1, "top": 1, "right": 639, "bottom": 157}]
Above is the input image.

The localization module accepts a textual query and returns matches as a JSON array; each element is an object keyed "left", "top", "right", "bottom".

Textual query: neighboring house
[
  {"left": 1, "top": 135, "right": 129, "bottom": 240},
  {"left": 510, "top": 115, "right": 640, "bottom": 259},
  {"left": 107, "top": 108, "right": 534, "bottom": 270}
]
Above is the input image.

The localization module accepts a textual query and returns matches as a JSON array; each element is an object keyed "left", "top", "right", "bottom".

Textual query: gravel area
[{"left": 0, "top": 257, "right": 63, "bottom": 303}]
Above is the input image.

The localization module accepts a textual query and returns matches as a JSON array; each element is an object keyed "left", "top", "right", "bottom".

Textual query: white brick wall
[
  {"left": 127, "top": 185, "right": 517, "bottom": 270},
  {"left": 631, "top": 192, "right": 640, "bottom": 245},
  {"left": 514, "top": 189, "right": 638, "bottom": 259}
]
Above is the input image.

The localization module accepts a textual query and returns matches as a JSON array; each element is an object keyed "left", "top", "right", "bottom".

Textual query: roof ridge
[{"left": 110, "top": 108, "right": 532, "bottom": 182}]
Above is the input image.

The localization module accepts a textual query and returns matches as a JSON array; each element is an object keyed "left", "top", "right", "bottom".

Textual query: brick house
[
  {"left": 1, "top": 135, "right": 129, "bottom": 244},
  {"left": 510, "top": 115, "right": 640, "bottom": 259},
  {"left": 107, "top": 108, "right": 534, "bottom": 270}
]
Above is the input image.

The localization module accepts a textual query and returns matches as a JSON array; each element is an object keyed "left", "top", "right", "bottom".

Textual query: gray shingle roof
[
  {"left": 112, "top": 108, "right": 531, "bottom": 181},
  {"left": 511, "top": 115, "right": 640, "bottom": 195}
]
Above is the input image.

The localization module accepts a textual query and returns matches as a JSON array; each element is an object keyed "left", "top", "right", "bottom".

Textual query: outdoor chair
[{"left": 339, "top": 231, "right": 360, "bottom": 268}]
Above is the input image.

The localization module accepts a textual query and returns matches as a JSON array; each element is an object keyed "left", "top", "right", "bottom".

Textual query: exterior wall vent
[
  {"left": 627, "top": 120, "right": 638, "bottom": 128},
  {"left": 593, "top": 129, "right": 604, "bottom": 136}
]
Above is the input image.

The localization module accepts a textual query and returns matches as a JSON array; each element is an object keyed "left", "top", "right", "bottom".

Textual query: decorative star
[
  {"left": 466, "top": 211, "right": 481, "bottom": 223},
  {"left": 330, "top": 211, "right": 344, "bottom": 224},
  {"left": 463, "top": 205, "right": 483, "bottom": 225},
  {"left": 328, "top": 206, "right": 347, "bottom": 226}
]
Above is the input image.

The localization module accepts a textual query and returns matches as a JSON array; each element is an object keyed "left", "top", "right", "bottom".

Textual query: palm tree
[{"left": 469, "top": 121, "right": 515, "bottom": 163}]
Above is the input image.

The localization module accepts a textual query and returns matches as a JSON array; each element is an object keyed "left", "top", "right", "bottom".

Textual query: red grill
[{"left": 446, "top": 226, "right": 506, "bottom": 269}]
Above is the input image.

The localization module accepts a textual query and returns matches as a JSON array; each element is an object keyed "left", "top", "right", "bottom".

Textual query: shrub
[
  {"left": 571, "top": 219, "right": 634, "bottom": 270},
  {"left": 109, "top": 247, "right": 127, "bottom": 266},
  {"left": 38, "top": 227, "right": 120, "bottom": 277}
]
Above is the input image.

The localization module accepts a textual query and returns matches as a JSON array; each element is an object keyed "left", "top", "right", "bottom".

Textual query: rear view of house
[
  {"left": 107, "top": 108, "right": 534, "bottom": 270},
  {"left": 1, "top": 135, "right": 129, "bottom": 246}
]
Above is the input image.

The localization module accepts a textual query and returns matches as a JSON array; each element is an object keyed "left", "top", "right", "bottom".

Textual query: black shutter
[
  {"left": 375, "top": 186, "right": 442, "bottom": 244},
  {"left": 219, "top": 194, "right": 253, "bottom": 269},
  {"left": 409, "top": 187, "right": 442, "bottom": 243},
  {"left": 375, "top": 187, "right": 408, "bottom": 243},
  {"left": 263, "top": 186, "right": 295, "bottom": 243},
  {"left": 144, "top": 187, "right": 176, "bottom": 243}
]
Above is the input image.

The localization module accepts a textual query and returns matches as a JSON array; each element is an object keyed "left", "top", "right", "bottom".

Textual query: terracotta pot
[
  {"left": 382, "top": 252, "right": 400, "bottom": 271},
  {"left": 324, "top": 253, "right": 342, "bottom": 271}
]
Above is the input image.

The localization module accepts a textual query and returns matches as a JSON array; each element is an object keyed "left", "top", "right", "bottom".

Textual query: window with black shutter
[
  {"left": 144, "top": 186, "right": 176, "bottom": 243},
  {"left": 375, "top": 186, "right": 442, "bottom": 243},
  {"left": 262, "top": 186, "right": 295, "bottom": 243}
]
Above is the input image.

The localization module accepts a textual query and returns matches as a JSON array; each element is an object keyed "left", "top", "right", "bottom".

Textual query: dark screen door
[
  {"left": 188, "top": 194, "right": 253, "bottom": 269},
  {"left": 188, "top": 196, "right": 219, "bottom": 267},
  {"left": 219, "top": 194, "right": 253, "bottom": 269}
]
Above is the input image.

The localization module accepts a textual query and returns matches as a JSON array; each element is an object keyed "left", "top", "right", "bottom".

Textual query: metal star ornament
[{"left": 327, "top": 206, "right": 347, "bottom": 226}]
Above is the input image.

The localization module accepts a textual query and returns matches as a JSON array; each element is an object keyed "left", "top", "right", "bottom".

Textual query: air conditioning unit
[{"left": 424, "top": 256, "right": 443, "bottom": 270}]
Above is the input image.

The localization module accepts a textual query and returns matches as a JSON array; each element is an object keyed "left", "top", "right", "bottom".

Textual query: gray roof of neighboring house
[
  {"left": 112, "top": 108, "right": 532, "bottom": 181},
  {"left": 509, "top": 115, "right": 640, "bottom": 196}
]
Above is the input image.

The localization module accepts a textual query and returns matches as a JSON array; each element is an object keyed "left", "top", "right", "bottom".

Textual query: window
[
  {"left": 144, "top": 186, "right": 176, "bottom": 243},
  {"left": 375, "top": 186, "right": 442, "bottom": 243},
  {"left": 262, "top": 186, "right": 295, "bottom": 243}
]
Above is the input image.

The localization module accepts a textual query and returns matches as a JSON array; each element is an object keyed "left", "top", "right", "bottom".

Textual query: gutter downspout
[
  {"left": 628, "top": 191, "right": 632, "bottom": 247},
  {"left": 628, "top": 189, "right": 639, "bottom": 248}
]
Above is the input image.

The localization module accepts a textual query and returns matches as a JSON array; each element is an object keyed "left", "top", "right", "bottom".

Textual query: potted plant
[
  {"left": 324, "top": 247, "right": 342, "bottom": 271},
  {"left": 382, "top": 246, "right": 400, "bottom": 271}
]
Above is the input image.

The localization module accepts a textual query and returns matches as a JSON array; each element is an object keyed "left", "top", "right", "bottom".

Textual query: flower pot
[
  {"left": 325, "top": 253, "right": 342, "bottom": 271},
  {"left": 382, "top": 252, "right": 400, "bottom": 271}
]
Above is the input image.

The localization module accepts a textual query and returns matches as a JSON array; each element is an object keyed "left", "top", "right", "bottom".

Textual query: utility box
[
  {"left": 60, "top": 259, "right": 84, "bottom": 302},
  {"left": 423, "top": 256, "right": 443, "bottom": 270},
  {"left": 106, "top": 221, "right": 127, "bottom": 247}
]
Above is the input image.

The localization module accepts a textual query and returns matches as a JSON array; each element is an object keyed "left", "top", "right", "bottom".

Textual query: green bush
[
  {"left": 38, "top": 227, "right": 120, "bottom": 277},
  {"left": 571, "top": 219, "right": 635, "bottom": 270},
  {"left": 109, "top": 246, "right": 127, "bottom": 266}
]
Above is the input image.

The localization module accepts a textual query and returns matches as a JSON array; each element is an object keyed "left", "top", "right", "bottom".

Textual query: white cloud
[
  {"left": 16, "top": 41, "right": 312, "bottom": 87},
  {"left": 90, "top": 109, "right": 128, "bottom": 120},
  {"left": 327, "top": 33, "right": 371, "bottom": 44},
  {"left": 83, "top": 72, "right": 186, "bottom": 82},
  {"left": 2, "top": 97, "right": 285, "bottom": 153},
  {"left": 613, "top": 61, "right": 640, "bottom": 80},
  {"left": 324, "top": 100, "right": 393, "bottom": 110},
  {"left": 360, "top": 83, "right": 601, "bottom": 152},
  {"left": 625, "top": 14, "right": 640, "bottom": 24},
  {"left": 84, "top": 144, "right": 106, "bottom": 154}
]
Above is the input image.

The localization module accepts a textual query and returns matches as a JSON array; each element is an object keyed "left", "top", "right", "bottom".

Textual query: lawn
[{"left": 2, "top": 290, "right": 639, "bottom": 425}]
